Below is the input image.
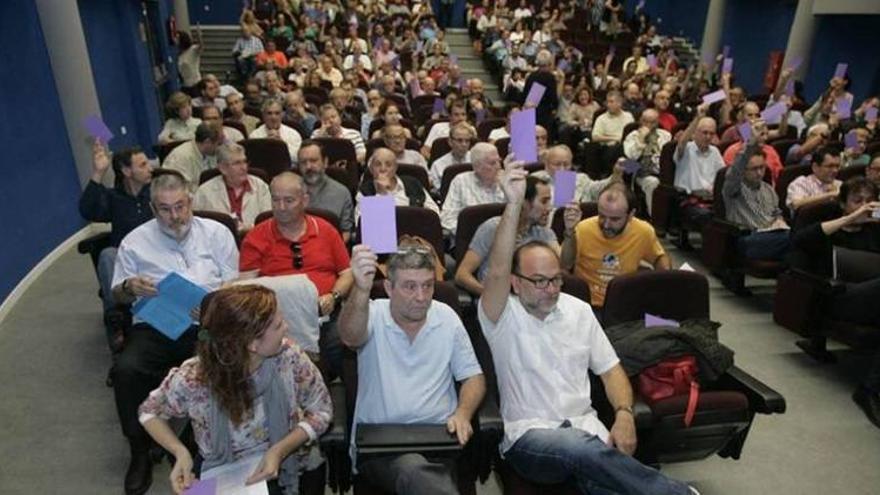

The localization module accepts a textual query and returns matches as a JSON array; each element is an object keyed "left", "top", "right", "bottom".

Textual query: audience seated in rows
[{"left": 193, "top": 142, "right": 271, "bottom": 231}]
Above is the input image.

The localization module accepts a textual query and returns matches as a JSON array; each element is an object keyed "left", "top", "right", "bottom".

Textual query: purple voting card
[
  {"left": 432, "top": 97, "right": 446, "bottom": 115},
  {"left": 834, "top": 63, "right": 848, "bottom": 79},
  {"left": 553, "top": 170, "right": 577, "bottom": 207},
  {"left": 391, "top": 55, "right": 401, "bottom": 70},
  {"left": 722, "top": 57, "right": 734, "bottom": 75},
  {"left": 702, "top": 89, "right": 727, "bottom": 105},
  {"left": 761, "top": 101, "right": 787, "bottom": 124},
  {"left": 722, "top": 45, "right": 730, "bottom": 59},
  {"left": 636, "top": 0, "right": 646, "bottom": 9},
  {"left": 183, "top": 479, "right": 217, "bottom": 495},
  {"left": 409, "top": 77, "right": 423, "bottom": 97},
  {"left": 83, "top": 115, "right": 114, "bottom": 143},
  {"left": 784, "top": 79, "right": 795, "bottom": 97},
  {"left": 525, "top": 82, "right": 546, "bottom": 106},
  {"left": 836, "top": 97, "right": 852, "bottom": 119},
  {"left": 787, "top": 55, "right": 803, "bottom": 71},
  {"left": 646, "top": 54, "right": 657, "bottom": 69},
  {"left": 737, "top": 122, "right": 752, "bottom": 142},
  {"left": 510, "top": 108, "right": 538, "bottom": 163},
  {"left": 360, "top": 196, "right": 398, "bottom": 254},
  {"left": 645, "top": 313, "right": 680, "bottom": 328},
  {"left": 844, "top": 131, "right": 859, "bottom": 150},
  {"left": 558, "top": 59, "right": 569, "bottom": 72},
  {"left": 474, "top": 108, "right": 487, "bottom": 125},
  {"left": 866, "top": 107, "right": 879, "bottom": 122},
  {"left": 622, "top": 159, "right": 642, "bottom": 174}
]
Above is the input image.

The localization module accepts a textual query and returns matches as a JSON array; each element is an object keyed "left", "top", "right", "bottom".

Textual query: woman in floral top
[{"left": 139, "top": 285, "right": 332, "bottom": 495}]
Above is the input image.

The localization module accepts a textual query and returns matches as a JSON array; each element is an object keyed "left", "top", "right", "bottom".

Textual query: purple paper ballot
[
  {"left": 784, "top": 79, "right": 795, "bottom": 97},
  {"left": 183, "top": 479, "right": 217, "bottom": 495},
  {"left": 866, "top": 107, "right": 879, "bottom": 122},
  {"left": 552, "top": 170, "right": 577, "bottom": 207},
  {"left": 701, "top": 89, "right": 727, "bottom": 105},
  {"left": 834, "top": 63, "right": 848, "bottom": 79},
  {"left": 360, "top": 196, "right": 398, "bottom": 254},
  {"left": 760, "top": 102, "right": 787, "bottom": 124},
  {"left": 510, "top": 108, "right": 538, "bottom": 163},
  {"left": 83, "top": 115, "right": 114, "bottom": 143},
  {"left": 737, "top": 122, "right": 752, "bottom": 142},
  {"left": 432, "top": 97, "right": 446, "bottom": 115},
  {"left": 558, "top": 59, "right": 569, "bottom": 71},
  {"left": 722, "top": 45, "right": 730, "bottom": 59},
  {"left": 722, "top": 57, "right": 734, "bottom": 75},
  {"left": 844, "top": 131, "right": 859, "bottom": 150},
  {"left": 646, "top": 54, "right": 657, "bottom": 69},
  {"left": 525, "top": 82, "right": 546, "bottom": 106},
  {"left": 409, "top": 77, "right": 423, "bottom": 97},
  {"left": 622, "top": 159, "right": 642, "bottom": 174},
  {"left": 474, "top": 108, "right": 487, "bottom": 125},
  {"left": 636, "top": 0, "right": 646, "bottom": 9},
  {"left": 702, "top": 50, "right": 715, "bottom": 65},
  {"left": 787, "top": 55, "right": 803, "bottom": 71},
  {"left": 645, "top": 313, "right": 680, "bottom": 328},
  {"left": 836, "top": 97, "right": 852, "bottom": 119}
]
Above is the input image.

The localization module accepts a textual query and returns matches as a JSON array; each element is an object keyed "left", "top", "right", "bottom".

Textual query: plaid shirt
[{"left": 786, "top": 174, "right": 841, "bottom": 213}]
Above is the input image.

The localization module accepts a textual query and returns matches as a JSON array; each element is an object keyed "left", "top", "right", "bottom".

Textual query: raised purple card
[
  {"left": 552, "top": 170, "right": 577, "bottom": 207},
  {"left": 622, "top": 159, "right": 642, "bottom": 174},
  {"left": 722, "top": 57, "right": 734, "bottom": 75},
  {"left": 722, "top": 45, "right": 730, "bottom": 59},
  {"left": 784, "top": 79, "right": 795, "bottom": 97},
  {"left": 525, "top": 82, "right": 546, "bottom": 106},
  {"left": 834, "top": 63, "right": 848, "bottom": 79},
  {"left": 737, "top": 122, "right": 752, "bottom": 142},
  {"left": 844, "top": 131, "right": 859, "bottom": 150},
  {"left": 474, "top": 108, "right": 487, "bottom": 125},
  {"left": 787, "top": 55, "right": 803, "bottom": 71},
  {"left": 646, "top": 54, "right": 657, "bottom": 69},
  {"left": 558, "top": 59, "right": 569, "bottom": 71},
  {"left": 760, "top": 101, "right": 787, "bottom": 124},
  {"left": 183, "top": 478, "right": 216, "bottom": 495},
  {"left": 360, "top": 195, "right": 398, "bottom": 254},
  {"left": 645, "top": 313, "right": 680, "bottom": 328},
  {"left": 866, "top": 107, "right": 879, "bottom": 122},
  {"left": 836, "top": 97, "right": 852, "bottom": 119},
  {"left": 510, "top": 108, "right": 538, "bottom": 163},
  {"left": 432, "top": 97, "right": 446, "bottom": 115},
  {"left": 83, "top": 115, "right": 114, "bottom": 143},
  {"left": 636, "top": 0, "right": 646, "bottom": 9},
  {"left": 701, "top": 89, "right": 727, "bottom": 105},
  {"left": 409, "top": 77, "right": 423, "bottom": 97}
]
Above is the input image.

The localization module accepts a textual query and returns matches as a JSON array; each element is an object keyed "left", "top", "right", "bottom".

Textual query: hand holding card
[{"left": 360, "top": 196, "right": 398, "bottom": 254}]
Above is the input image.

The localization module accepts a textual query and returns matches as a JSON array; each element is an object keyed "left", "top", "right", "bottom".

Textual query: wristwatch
[{"left": 331, "top": 290, "right": 341, "bottom": 303}]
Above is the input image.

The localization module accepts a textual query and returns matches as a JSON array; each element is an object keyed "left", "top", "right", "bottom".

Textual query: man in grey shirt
[
  {"left": 299, "top": 139, "right": 355, "bottom": 242},
  {"left": 722, "top": 125, "right": 791, "bottom": 261},
  {"left": 455, "top": 176, "right": 557, "bottom": 295}
]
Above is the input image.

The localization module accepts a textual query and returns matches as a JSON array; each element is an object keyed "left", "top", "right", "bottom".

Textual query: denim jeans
[
  {"left": 97, "top": 247, "right": 118, "bottom": 312},
  {"left": 505, "top": 426, "right": 690, "bottom": 495},
  {"left": 737, "top": 230, "right": 791, "bottom": 261}
]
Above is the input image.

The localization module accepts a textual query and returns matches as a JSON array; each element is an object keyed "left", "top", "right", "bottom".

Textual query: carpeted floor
[{"left": 0, "top": 245, "right": 878, "bottom": 494}]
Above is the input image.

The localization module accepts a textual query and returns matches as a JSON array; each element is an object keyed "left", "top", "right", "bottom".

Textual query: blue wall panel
[
  {"left": 0, "top": 0, "right": 85, "bottom": 303},
  {"left": 803, "top": 15, "right": 880, "bottom": 103}
]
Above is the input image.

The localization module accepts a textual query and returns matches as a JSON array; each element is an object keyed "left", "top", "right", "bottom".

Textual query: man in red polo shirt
[{"left": 240, "top": 171, "right": 353, "bottom": 375}]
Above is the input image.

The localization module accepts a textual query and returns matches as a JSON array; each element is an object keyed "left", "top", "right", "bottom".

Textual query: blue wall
[
  {"left": 803, "top": 14, "right": 880, "bottom": 103},
  {"left": 0, "top": 0, "right": 85, "bottom": 302},
  {"left": 188, "top": 0, "right": 241, "bottom": 24},
  {"left": 640, "top": 0, "right": 709, "bottom": 44}
]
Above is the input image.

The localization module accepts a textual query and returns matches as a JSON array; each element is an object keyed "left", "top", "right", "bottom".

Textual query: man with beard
[
  {"left": 561, "top": 182, "right": 670, "bottom": 308},
  {"left": 455, "top": 176, "right": 557, "bottom": 296},
  {"left": 110, "top": 171, "right": 239, "bottom": 494},
  {"left": 338, "top": 245, "right": 485, "bottom": 494},
  {"left": 478, "top": 160, "right": 697, "bottom": 495},
  {"left": 297, "top": 140, "right": 354, "bottom": 242}
]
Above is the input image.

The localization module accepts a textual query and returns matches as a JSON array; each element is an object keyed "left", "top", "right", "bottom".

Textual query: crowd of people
[{"left": 77, "top": 0, "right": 880, "bottom": 494}]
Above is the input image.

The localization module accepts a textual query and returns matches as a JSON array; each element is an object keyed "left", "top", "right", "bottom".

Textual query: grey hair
[
  {"left": 218, "top": 142, "right": 246, "bottom": 165},
  {"left": 470, "top": 142, "right": 497, "bottom": 166},
  {"left": 387, "top": 249, "right": 436, "bottom": 283},
  {"left": 150, "top": 171, "right": 190, "bottom": 203},
  {"left": 536, "top": 50, "right": 553, "bottom": 67}
]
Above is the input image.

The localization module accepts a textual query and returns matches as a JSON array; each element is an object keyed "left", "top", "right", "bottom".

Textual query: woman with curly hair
[{"left": 139, "top": 285, "right": 332, "bottom": 494}]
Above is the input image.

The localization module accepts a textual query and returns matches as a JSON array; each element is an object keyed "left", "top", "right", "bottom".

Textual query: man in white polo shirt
[
  {"left": 339, "top": 245, "right": 485, "bottom": 495},
  {"left": 478, "top": 161, "right": 697, "bottom": 494}
]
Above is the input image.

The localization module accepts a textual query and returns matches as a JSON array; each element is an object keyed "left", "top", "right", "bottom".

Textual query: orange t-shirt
[{"left": 574, "top": 217, "right": 666, "bottom": 306}]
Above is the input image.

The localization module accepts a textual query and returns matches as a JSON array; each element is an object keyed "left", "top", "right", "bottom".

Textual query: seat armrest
[
  {"left": 77, "top": 231, "right": 111, "bottom": 255},
  {"left": 477, "top": 391, "right": 504, "bottom": 435},
  {"left": 717, "top": 366, "right": 786, "bottom": 415},
  {"left": 633, "top": 398, "right": 654, "bottom": 429},
  {"left": 789, "top": 268, "right": 846, "bottom": 295},
  {"left": 320, "top": 380, "right": 347, "bottom": 449},
  {"left": 356, "top": 424, "right": 462, "bottom": 455},
  {"left": 711, "top": 218, "right": 752, "bottom": 237}
]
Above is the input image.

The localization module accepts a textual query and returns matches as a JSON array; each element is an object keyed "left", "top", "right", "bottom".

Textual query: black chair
[
  {"left": 198, "top": 167, "right": 268, "bottom": 185},
  {"left": 549, "top": 202, "right": 598, "bottom": 243},
  {"left": 438, "top": 164, "right": 473, "bottom": 204},
  {"left": 155, "top": 140, "right": 188, "bottom": 164},
  {"left": 429, "top": 137, "right": 453, "bottom": 164},
  {"left": 453, "top": 204, "right": 506, "bottom": 264},
  {"left": 240, "top": 138, "right": 293, "bottom": 179},
  {"left": 354, "top": 206, "right": 445, "bottom": 262}
]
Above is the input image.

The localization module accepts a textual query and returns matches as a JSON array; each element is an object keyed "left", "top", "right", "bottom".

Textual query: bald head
[
  {"left": 694, "top": 117, "right": 717, "bottom": 149},
  {"left": 543, "top": 145, "right": 573, "bottom": 175},
  {"left": 271, "top": 171, "right": 305, "bottom": 195}
]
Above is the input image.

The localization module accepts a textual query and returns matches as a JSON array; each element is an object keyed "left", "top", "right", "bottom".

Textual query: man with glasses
[
  {"left": 429, "top": 123, "right": 474, "bottom": 194},
  {"left": 561, "top": 182, "right": 670, "bottom": 308},
  {"left": 240, "top": 172, "right": 353, "bottom": 375},
  {"left": 786, "top": 146, "right": 843, "bottom": 214},
  {"left": 478, "top": 162, "right": 697, "bottom": 495},
  {"left": 110, "top": 171, "right": 239, "bottom": 494},
  {"left": 383, "top": 124, "right": 427, "bottom": 169},
  {"left": 193, "top": 142, "right": 271, "bottom": 231},
  {"left": 722, "top": 133, "right": 791, "bottom": 261},
  {"left": 421, "top": 101, "right": 474, "bottom": 158},
  {"left": 250, "top": 100, "right": 303, "bottom": 163},
  {"left": 339, "top": 244, "right": 485, "bottom": 494}
]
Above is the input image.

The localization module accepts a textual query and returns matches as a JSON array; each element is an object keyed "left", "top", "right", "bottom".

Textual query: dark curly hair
[{"left": 197, "top": 285, "right": 278, "bottom": 425}]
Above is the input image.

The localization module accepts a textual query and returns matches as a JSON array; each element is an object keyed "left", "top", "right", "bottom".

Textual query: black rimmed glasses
[
  {"left": 291, "top": 242, "right": 304, "bottom": 269},
  {"left": 512, "top": 272, "right": 564, "bottom": 289}
]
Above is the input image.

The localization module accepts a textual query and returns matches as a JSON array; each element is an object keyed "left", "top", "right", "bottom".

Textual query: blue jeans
[
  {"left": 505, "top": 426, "right": 690, "bottom": 495},
  {"left": 97, "top": 247, "right": 118, "bottom": 312},
  {"left": 737, "top": 230, "right": 791, "bottom": 261}
]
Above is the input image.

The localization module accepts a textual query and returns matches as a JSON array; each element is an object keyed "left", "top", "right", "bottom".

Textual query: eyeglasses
[
  {"left": 291, "top": 242, "right": 304, "bottom": 269},
  {"left": 512, "top": 272, "right": 564, "bottom": 289},
  {"left": 396, "top": 246, "right": 433, "bottom": 256}
]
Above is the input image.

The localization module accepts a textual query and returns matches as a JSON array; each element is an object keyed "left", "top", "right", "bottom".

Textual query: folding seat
[
  {"left": 240, "top": 138, "right": 292, "bottom": 179},
  {"left": 701, "top": 168, "right": 786, "bottom": 295},
  {"left": 438, "top": 164, "right": 473, "bottom": 204},
  {"left": 395, "top": 164, "right": 431, "bottom": 191},
  {"left": 495, "top": 137, "right": 510, "bottom": 159},
  {"left": 354, "top": 206, "right": 445, "bottom": 263},
  {"left": 155, "top": 140, "right": 188, "bottom": 164},
  {"left": 314, "top": 137, "right": 358, "bottom": 168},
  {"left": 549, "top": 202, "right": 598, "bottom": 243},
  {"left": 365, "top": 137, "right": 421, "bottom": 161},
  {"left": 192, "top": 210, "right": 240, "bottom": 245},
  {"left": 198, "top": 166, "right": 268, "bottom": 185},
  {"left": 222, "top": 120, "right": 248, "bottom": 138},
  {"left": 477, "top": 117, "right": 508, "bottom": 142},
  {"left": 367, "top": 117, "right": 416, "bottom": 138},
  {"left": 453, "top": 204, "right": 506, "bottom": 265}
]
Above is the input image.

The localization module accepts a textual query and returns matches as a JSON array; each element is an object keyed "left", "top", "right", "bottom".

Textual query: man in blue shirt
[
  {"left": 78, "top": 141, "right": 153, "bottom": 349},
  {"left": 339, "top": 245, "right": 485, "bottom": 495}
]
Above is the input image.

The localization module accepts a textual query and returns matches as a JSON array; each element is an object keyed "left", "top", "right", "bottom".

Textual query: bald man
[
  {"left": 440, "top": 142, "right": 506, "bottom": 236},
  {"left": 533, "top": 145, "right": 624, "bottom": 204},
  {"left": 673, "top": 106, "right": 725, "bottom": 231}
]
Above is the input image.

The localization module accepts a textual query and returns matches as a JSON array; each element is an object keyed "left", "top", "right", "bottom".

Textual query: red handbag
[{"left": 638, "top": 355, "right": 700, "bottom": 427}]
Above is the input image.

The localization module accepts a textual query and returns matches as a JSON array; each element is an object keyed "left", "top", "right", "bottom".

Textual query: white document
[
  {"left": 679, "top": 262, "right": 696, "bottom": 272},
  {"left": 200, "top": 454, "right": 269, "bottom": 495}
]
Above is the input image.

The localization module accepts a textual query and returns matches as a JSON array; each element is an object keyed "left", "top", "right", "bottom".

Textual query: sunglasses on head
[{"left": 291, "top": 242, "right": 304, "bottom": 269}]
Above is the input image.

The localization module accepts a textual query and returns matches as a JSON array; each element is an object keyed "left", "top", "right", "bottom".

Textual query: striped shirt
[
  {"left": 722, "top": 143, "right": 781, "bottom": 230},
  {"left": 232, "top": 35, "right": 264, "bottom": 58},
  {"left": 440, "top": 171, "right": 505, "bottom": 235},
  {"left": 786, "top": 174, "right": 841, "bottom": 213}
]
